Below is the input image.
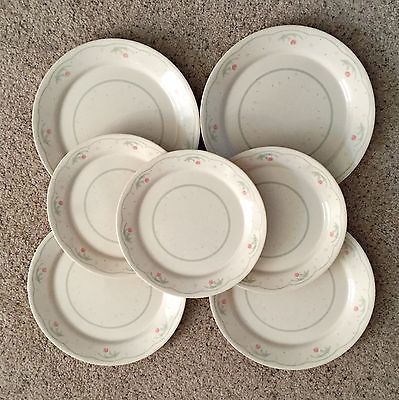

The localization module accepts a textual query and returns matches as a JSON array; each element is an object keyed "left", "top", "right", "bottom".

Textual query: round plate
[
  {"left": 210, "top": 233, "right": 375, "bottom": 370},
  {"left": 233, "top": 147, "right": 346, "bottom": 292},
  {"left": 33, "top": 38, "right": 199, "bottom": 174},
  {"left": 47, "top": 134, "right": 165, "bottom": 275},
  {"left": 201, "top": 25, "right": 375, "bottom": 183},
  {"left": 117, "top": 150, "right": 267, "bottom": 298},
  {"left": 28, "top": 233, "right": 185, "bottom": 366}
]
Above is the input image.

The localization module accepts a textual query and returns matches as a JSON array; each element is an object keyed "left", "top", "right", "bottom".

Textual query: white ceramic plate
[
  {"left": 117, "top": 150, "right": 267, "bottom": 298},
  {"left": 201, "top": 25, "right": 375, "bottom": 183},
  {"left": 48, "top": 134, "right": 165, "bottom": 275},
  {"left": 33, "top": 38, "right": 199, "bottom": 174},
  {"left": 210, "top": 233, "right": 375, "bottom": 370},
  {"left": 28, "top": 233, "right": 185, "bottom": 366},
  {"left": 233, "top": 147, "right": 346, "bottom": 293}
]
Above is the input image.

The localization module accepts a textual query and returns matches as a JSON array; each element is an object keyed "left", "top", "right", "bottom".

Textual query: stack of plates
[{"left": 28, "top": 26, "right": 375, "bottom": 369}]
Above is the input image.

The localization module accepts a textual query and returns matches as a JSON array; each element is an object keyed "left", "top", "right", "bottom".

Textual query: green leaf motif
[{"left": 205, "top": 278, "right": 223, "bottom": 289}]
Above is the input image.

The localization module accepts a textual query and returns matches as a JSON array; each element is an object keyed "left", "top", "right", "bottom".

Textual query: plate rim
[
  {"left": 27, "top": 232, "right": 186, "bottom": 366},
  {"left": 209, "top": 232, "right": 376, "bottom": 370},
  {"left": 200, "top": 24, "right": 375, "bottom": 183},
  {"left": 32, "top": 37, "right": 200, "bottom": 175},
  {"left": 116, "top": 149, "right": 267, "bottom": 298}
]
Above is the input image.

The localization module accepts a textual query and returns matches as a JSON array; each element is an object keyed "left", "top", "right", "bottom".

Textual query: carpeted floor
[{"left": 1, "top": 1, "right": 398, "bottom": 399}]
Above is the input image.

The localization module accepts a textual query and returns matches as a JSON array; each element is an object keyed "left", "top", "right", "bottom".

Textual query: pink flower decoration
[
  {"left": 123, "top": 53, "right": 128, "bottom": 58},
  {"left": 351, "top": 134, "right": 357, "bottom": 141},
  {"left": 46, "top": 128, "right": 52, "bottom": 134},
  {"left": 344, "top": 249, "right": 349, "bottom": 255},
  {"left": 313, "top": 347, "right": 319, "bottom": 353},
  {"left": 231, "top": 64, "right": 237, "bottom": 71},
  {"left": 155, "top": 328, "right": 160, "bottom": 333},
  {"left": 127, "top": 227, "right": 133, "bottom": 233},
  {"left": 242, "top": 190, "right": 247, "bottom": 195},
  {"left": 345, "top": 71, "right": 351, "bottom": 77},
  {"left": 354, "top": 306, "right": 359, "bottom": 312},
  {"left": 267, "top": 156, "right": 273, "bottom": 161},
  {"left": 213, "top": 124, "right": 218, "bottom": 130},
  {"left": 318, "top": 180, "right": 323, "bottom": 185},
  {"left": 80, "top": 247, "right": 86, "bottom": 253},
  {"left": 144, "top": 178, "right": 150, "bottom": 184},
  {"left": 294, "top": 272, "right": 300, "bottom": 278},
  {"left": 329, "top": 231, "right": 335, "bottom": 237},
  {"left": 58, "top": 200, "right": 63, "bottom": 206},
  {"left": 103, "top": 346, "right": 109, "bottom": 353},
  {"left": 41, "top": 267, "right": 47, "bottom": 273},
  {"left": 53, "top": 321, "right": 59, "bottom": 327},
  {"left": 132, "top": 145, "right": 138, "bottom": 150},
  {"left": 221, "top": 298, "right": 227, "bottom": 305},
  {"left": 247, "top": 243, "right": 252, "bottom": 249},
  {"left": 255, "top": 344, "right": 261, "bottom": 349},
  {"left": 64, "top": 71, "right": 71, "bottom": 77},
  {"left": 195, "top": 160, "right": 201, "bottom": 165},
  {"left": 208, "top": 279, "right": 214, "bottom": 285},
  {"left": 290, "top": 39, "right": 296, "bottom": 45},
  {"left": 81, "top": 154, "right": 87, "bottom": 159},
  {"left": 156, "top": 272, "right": 161, "bottom": 278}
]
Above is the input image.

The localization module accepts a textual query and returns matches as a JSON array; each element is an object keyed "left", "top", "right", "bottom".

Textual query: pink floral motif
[
  {"left": 231, "top": 63, "right": 238, "bottom": 71},
  {"left": 195, "top": 160, "right": 201, "bottom": 165},
  {"left": 41, "top": 267, "right": 47, "bottom": 273},
  {"left": 291, "top": 270, "right": 309, "bottom": 283},
  {"left": 123, "top": 53, "right": 128, "bottom": 58},
  {"left": 313, "top": 347, "right": 319, "bottom": 353},
  {"left": 255, "top": 344, "right": 261, "bottom": 349},
  {"left": 46, "top": 128, "right": 52, "bottom": 134},
  {"left": 132, "top": 145, "right": 138, "bottom": 150},
  {"left": 345, "top": 71, "right": 351, "bottom": 78},
  {"left": 205, "top": 278, "right": 223, "bottom": 289},
  {"left": 81, "top": 154, "right": 87, "bottom": 159},
  {"left": 221, "top": 298, "right": 227, "bottom": 305},
  {"left": 144, "top": 177, "right": 150, "bottom": 184},
  {"left": 354, "top": 306, "right": 359, "bottom": 312},
  {"left": 103, "top": 346, "right": 109, "bottom": 353},
  {"left": 127, "top": 227, "right": 133, "bottom": 233},
  {"left": 242, "top": 190, "right": 247, "bottom": 195},
  {"left": 208, "top": 279, "right": 214, "bottom": 285},
  {"left": 64, "top": 71, "right": 71, "bottom": 77},
  {"left": 247, "top": 243, "right": 252, "bottom": 249},
  {"left": 213, "top": 124, "right": 218, "bottom": 130},
  {"left": 294, "top": 272, "right": 300, "bottom": 278},
  {"left": 351, "top": 134, "right": 357, "bottom": 141},
  {"left": 155, "top": 327, "right": 160, "bottom": 333},
  {"left": 151, "top": 272, "right": 168, "bottom": 284},
  {"left": 80, "top": 247, "right": 86, "bottom": 253},
  {"left": 53, "top": 321, "right": 59, "bottom": 327},
  {"left": 58, "top": 200, "right": 63, "bottom": 206},
  {"left": 290, "top": 39, "right": 296, "bottom": 45}
]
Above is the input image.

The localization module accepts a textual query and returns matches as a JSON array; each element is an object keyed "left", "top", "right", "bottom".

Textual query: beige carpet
[{"left": 1, "top": 1, "right": 398, "bottom": 399}]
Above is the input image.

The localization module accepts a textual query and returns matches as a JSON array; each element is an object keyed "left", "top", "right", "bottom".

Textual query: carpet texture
[{"left": 1, "top": 1, "right": 398, "bottom": 399}]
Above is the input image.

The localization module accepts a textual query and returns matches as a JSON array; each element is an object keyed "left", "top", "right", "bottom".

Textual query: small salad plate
[
  {"left": 117, "top": 150, "right": 267, "bottom": 298},
  {"left": 28, "top": 233, "right": 185, "bottom": 366},
  {"left": 210, "top": 233, "right": 375, "bottom": 370},
  {"left": 232, "top": 147, "right": 346, "bottom": 293},
  {"left": 33, "top": 38, "right": 199, "bottom": 174},
  {"left": 47, "top": 134, "right": 165, "bottom": 275},
  {"left": 201, "top": 25, "right": 375, "bottom": 183}
]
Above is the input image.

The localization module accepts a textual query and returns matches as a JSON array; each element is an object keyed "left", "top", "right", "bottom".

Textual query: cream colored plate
[
  {"left": 28, "top": 233, "right": 185, "bottom": 366},
  {"left": 33, "top": 38, "right": 199, "bottom": 174},
  {"left": 201, "top": 25, "right": 375, "bottom": 183},
  {"left": 233, "top": 147, "right": 346, "bottom": 293},
  {"left": 210, "top": 233, "right": 375, "bottom": 370},
  {"left": 117, "top": 150, "right": 267, "bottom": 298},
  {"left": 47, "top": 134, "right": 165, "bottom": 275}
]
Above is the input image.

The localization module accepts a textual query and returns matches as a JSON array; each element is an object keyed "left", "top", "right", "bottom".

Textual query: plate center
[
  {"left": 258, "top": 181, "right": 309, "bottom": 258},
  {"left": 239, "top": 68, "right": 332, "bottom": 154},
  {"left": 152, "top": 184, "right": 230, "bottom": 261},
  {"left": 65, "top": 264, "right": 153, "bottom": 329},
  {"left": 245, "top": 270, "right": 335, "bottom": 332},
  {"left": 62, "top": 75, "right": 164, "bottom": 148},
  {"left": 84, "top": 168, "right": 135, "bottom": 243}
]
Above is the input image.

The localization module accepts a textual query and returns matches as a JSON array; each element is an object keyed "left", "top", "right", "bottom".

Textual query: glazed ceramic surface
[
  {"left": 210, "top": 233, "right": 375, "bottom": 370},
  {"left": 117, "top": 150, "right": 267, "bottom": 298},
  {"left": 201, "top": 25, "right": 375, "bottom": 183},
  {"left": 33, "top": 38, "right": 199, "bottom": 174},
  {"left": 28, "top": 233, "right": 185, "bottom": 366},
  {"left": 47, "top": 134, "right": 165, "bottom": 275},
  {"left": 233, "top": 147, "right": 346, "bottom": 292}
]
